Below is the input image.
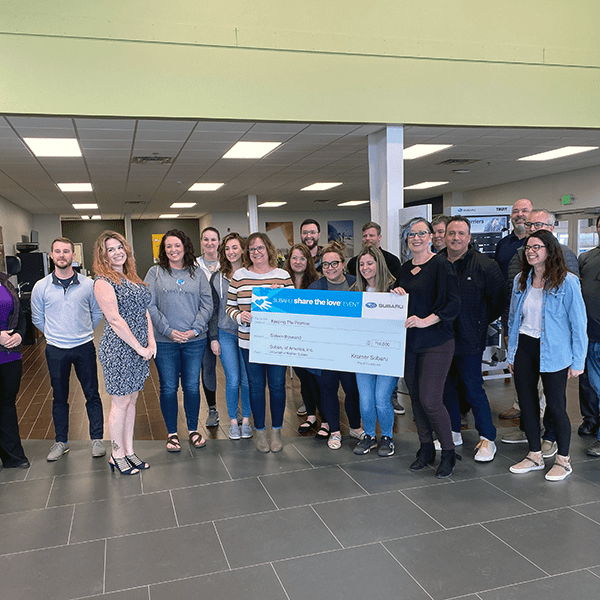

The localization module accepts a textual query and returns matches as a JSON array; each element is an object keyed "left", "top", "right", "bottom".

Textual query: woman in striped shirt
[{"left": 226, "top": 233, "right": 294, "bottom": 453}]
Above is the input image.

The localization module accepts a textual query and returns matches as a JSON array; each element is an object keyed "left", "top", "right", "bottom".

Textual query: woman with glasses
[
  {"left": 284, "top": 243, "right": 322, "bottom": 434},
  {"left": 507, "top": 229, "right": 587, "bottom": 481},
  {"left": 308, "top": 241, "right": 364, "bottom": 450},
  {"left": 392, "top": 219, "right": 460, "bottom": 477},
  {"left": 226, "top": 233, "right": 294, "bottom": 453}
]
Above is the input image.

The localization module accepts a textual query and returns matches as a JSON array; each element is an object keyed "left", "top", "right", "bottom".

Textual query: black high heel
[
  {"left": 410, "top": 443, "right": 435, "bottom": 471},
  {"left": 109, "top": 454, "right": 139, "bottom": 475},
  {"left": 126, "top": 453, "right": 150, "bottom": 470}
]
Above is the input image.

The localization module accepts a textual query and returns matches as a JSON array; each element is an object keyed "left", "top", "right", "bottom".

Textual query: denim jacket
[{"left": 507, "top": 271, "right": 588, "bottom": 372}]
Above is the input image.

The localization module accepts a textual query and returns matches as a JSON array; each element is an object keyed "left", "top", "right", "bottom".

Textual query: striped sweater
[{"left": 226, "top": 267, "right": 294, "bottom": 349}]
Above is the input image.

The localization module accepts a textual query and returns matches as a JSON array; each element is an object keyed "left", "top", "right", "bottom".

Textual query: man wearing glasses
[{"left": 300, "top": 219, "right": 323, "bottom": 272}]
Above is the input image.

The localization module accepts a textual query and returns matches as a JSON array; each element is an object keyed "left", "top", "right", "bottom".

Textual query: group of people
[{"left": 0, "top": 207, "right": 598, "bottom": 485}]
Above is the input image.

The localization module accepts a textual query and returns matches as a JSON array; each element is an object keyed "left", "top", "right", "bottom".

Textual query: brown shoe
[{"left": 499, "top": 407, "right": 521, "bottom": 419}]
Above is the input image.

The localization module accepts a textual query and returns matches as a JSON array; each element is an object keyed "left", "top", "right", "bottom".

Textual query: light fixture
[
  {"left": 80, "top": 215, "right": 90, "bottom": 220},
  {"left": 72, "top": 203, "right": 98, "bottom": 209},
  {"left": 91, "top": 215, "right": 102, "bottom": 220},
  {"left": 518, "top": 146, "right": 599, "bottom": 161},
  {"left": 188, "top": 183, "right": 224, "bottom": 192},
  {"left": 23, "top": 138, "right": 82, "bottom": 157},
  {"left": 222, "top": 141, "right": 281, "bottom": 159},
  {"left": 452, "top": 169, "right": 470, "bottom": 174},
  {"left": 301, "top": 182, "right": 343, "bottom": 191},
  {"left": 58, "top": 183, "right": 93, "bottom": 192},
  {"left": 338, "top": 200, "right": 369, "bottom": 206},
  {"left": 404, "top": 181, "right": 449, "bottom": 190},
  {"left": 403, "top": 144, "right": 452, "bottom": 160},
  {"left": 257, "top": 202, "right": 287, "bottom": 208},
  {"left": 171, "top": 202, "right": 197, "bottom": 208},
  {"left": 159, "top": 214, "right": 179, "bottom": 219}
]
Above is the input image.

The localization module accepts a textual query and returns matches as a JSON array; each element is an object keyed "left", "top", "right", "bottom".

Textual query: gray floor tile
[
  {"left": 484, "top": 508, "right": 600, "bottom": 575},
  {"left": 89, "top": 588, "right": 150, "bottom": 600},
  {"left": 47, "top": 468, "right": 142, "bottom": 507},
  {"left": 403, "top": 478, "right": 534, "bottom": 528},
  {"left": 483, "top": 471, "right": 600, "bottom": 511},
  {"left": 26, "top": 445, "right": 110, "bottom": 480},
  {"left": 215, "top": 505, "right": 341, "bottom": 568},
  {"left": 0, "top": 540, "right": 105, "bottom": 600},
  {"left": 572, "top": 500, "right": 600, "bottom": 525},
  {"left": 0, "top": 477, "right": 54, "bottom": 515},
  {"left": 105, "top": 522, "right": 228, "bottom": 592},
  {"left": 0, "top": 465, "right": 29, "bottom": 483},
  {"left": 450, "top": 450, "right": 516, "bottom": 479},
  {"left": 384, "top": 525, "right": 545, "bottom": 600},
  {"left": 0, "top": 505, "right": 72, "bottom": 555},
  {"left": 259, "top": 465, "right": 366, "bottom": 509},
  {"left": 172, "top": 478, "right": 277, "bottom": 526},
  {"left": 479, "top": 570, "right": 600, "bottom": 600},
  {"left": 273, "top": 543, "right": 430, "bottom": 600},
  {"left": 313, "top": 490, "right": 442, "bottom": 546},
  {"left": 139, "top": 455, "right": 231, "bottom": 494},
  {"left": 150, "top": 563, "right": 287, "bottom": 600},
  {"left": 567, "top": 457, "right": 600, "bottom": 485},
  {"left": 70, "top": 491, "right": 177, "bottom": 542}
]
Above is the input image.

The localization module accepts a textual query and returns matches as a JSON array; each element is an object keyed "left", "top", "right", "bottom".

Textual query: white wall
[
  {"left": 33, "top": 214, "right": 62, "bottom": 252},
  {"left": 0, "top": 196, "right": 33, "bottom": 256}
]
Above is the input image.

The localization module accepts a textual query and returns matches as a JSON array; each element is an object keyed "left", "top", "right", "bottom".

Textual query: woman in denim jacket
[{"left": 507, "top": 230, "right": 588, "bottom": 481}]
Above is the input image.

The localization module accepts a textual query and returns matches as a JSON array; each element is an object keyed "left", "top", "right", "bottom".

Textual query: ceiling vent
[
  {"left": 437, "top": 158, "right": 479, "bottom": 166},
  {"left": 131, "top": 156, "right": 173, "bottom": 164},
  {"left": 313, "top": 198, "right": 332, "bottom": 203}
]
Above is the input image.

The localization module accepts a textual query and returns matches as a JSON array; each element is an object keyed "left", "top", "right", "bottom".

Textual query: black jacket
[{"left": 440, "top": 247, "right": 506, "bottom": 356}]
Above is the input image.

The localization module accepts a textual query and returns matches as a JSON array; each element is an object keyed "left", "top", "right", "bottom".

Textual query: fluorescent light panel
[
  {"left": 58, "top": 183, "right": 93, "bottom": 192},
  {"left": 91, "top": 215, "right": 102, "bottom": 220},
  {"left": 24, "top": 138, "right": 82, "bottom": 157},
  {"left": 222, "top": 141, "right": 281, "bottom": 159},
  {"left": 518, "top": 146, "right": 599, "bottom": 161},
  {"left": 159, "top": 214, "right": 179, "bottom": 218},
  {"left": 404, "top": 181, "right": 449, "bottom": 190},
  {"left": 171, "top": 202, "right": 197, "bottom": 208},
  {"left": 80, "top": 215, "right": 90, "bottom": 220},
  {"left": 338, "top": 200, "right": 369, "bottom": 206},
  {"left": 72, "top": 203, "right": 98, "bottom": 209},
  {"left": 403, "top": 144, "right": 452, "bottom": 160},
  {"left": 188, "top": 183, "right": 224, "bottom": 191},
  {"left": 258, "top": 202, "right": 287, "bottom": 208},
  {"left": 301, "top": 182, "right": 343, "bottom": 191}
]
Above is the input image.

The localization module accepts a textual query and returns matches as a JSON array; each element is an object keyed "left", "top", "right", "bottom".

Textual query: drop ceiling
[{"left": 1, "top": 115, "right": 599, "bottom": 220}]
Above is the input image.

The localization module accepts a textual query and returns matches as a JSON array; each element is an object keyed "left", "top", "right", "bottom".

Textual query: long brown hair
[
  {"left": 243, "top": 232, "right": 278, "bottom": 269},
  {"left": 158, "top": 229, "right": 197, "bottom": 276},
  {"left": 93, "top": 230, "right": 145, "bottom": 285},
  {"left": 518, "top": 229, "right": 567, "bottom": 292},
  {"left": 218, "top": 233, "right": 246, "bottom": 280},
  {"left": 284, "top": 243, "right": 320, "bottom": 289},
  {"left": 354, "top": 245, "right": 394, "bottom": 292}
]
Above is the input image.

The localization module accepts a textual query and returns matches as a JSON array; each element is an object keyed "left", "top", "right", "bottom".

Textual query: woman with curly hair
[
  {"left": 507, "top": 229, "right": 588, "bottom": 481},
  {"left": 144, "top": 229, "right": 213, "bottom": 452},
  {"left": 94, "top": 231, "right": 156, "bottom": 475}
]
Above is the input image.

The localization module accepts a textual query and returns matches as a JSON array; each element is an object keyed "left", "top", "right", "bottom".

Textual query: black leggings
[
  {"left": 318, "top": 370, "right": 361, "bottom": 432},
  {"left": 513, "top": 334, "right": 570, "bottom": 456}
]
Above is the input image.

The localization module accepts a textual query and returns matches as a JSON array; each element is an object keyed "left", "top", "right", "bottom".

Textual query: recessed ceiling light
[
  {"left": 404, "top": 181, "right": 449, "bottom": 190},
  {"left": 72, "top": 203, "right": 98, "bottom": 209},
  {"left": 403, "top": 144, "right": 452, "bottom": 160},
  {"left": 518, "top": 146, "right": 599, "bottom": 161},
  {"left": 24, "top": 138, "right": 82, "bottom": 157},
  {"left": 58, "top": 183, "right": 93, "bottom": 192},
  {"left": 301, "top": 182, "right": 343, "bottom": 191},
  {"left": 338, "top": 200, "right": 369, "bottom": 206},
  {"left": 159, "top": 214, "right": 179, "bottom": 219},
  {"left": 257, "top": 202, "right": 287, "bottom": 208},
  {"left": 91, "top": 215, "right": 102, "bottom": 220},
  {"left": 188, "top": 183, "right": 224, "bottom": 191},
  {"left": 171, "top": 202, "right": 197, "bottom": 208},
  {"left": 80, "top": 215, "right": 90, "bottom": 220},
  {"left": 222, "top": 141, "right": 281, "bottom": 159},
  {"left": 452, "top": 169, "right": 470, "bottom": 174}
]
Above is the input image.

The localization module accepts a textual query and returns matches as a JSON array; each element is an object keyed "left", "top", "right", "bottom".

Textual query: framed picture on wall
[{"left": 327, "top": 220, "right": 354, "bottom": 257}]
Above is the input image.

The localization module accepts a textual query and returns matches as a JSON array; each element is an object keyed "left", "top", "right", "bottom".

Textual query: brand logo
[{"left": 365, "top": 302, "right": 377, "bottom": 308}]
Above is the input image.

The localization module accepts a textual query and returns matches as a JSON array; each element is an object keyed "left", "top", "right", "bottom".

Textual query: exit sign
[{"left": 561, "top": 194, "right": 574, "bottom": 205}]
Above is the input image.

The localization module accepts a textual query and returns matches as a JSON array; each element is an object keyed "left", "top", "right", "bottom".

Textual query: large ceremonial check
[{"left": 249, "top": 287, "right": 408, "bottom": 376}]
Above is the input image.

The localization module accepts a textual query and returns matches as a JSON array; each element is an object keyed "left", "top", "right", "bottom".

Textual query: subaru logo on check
[{"left": 365, "top": 302, "right": 377, "bottom": 308}]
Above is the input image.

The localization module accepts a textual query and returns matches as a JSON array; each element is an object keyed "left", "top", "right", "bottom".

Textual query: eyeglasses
[
  {"left": 408, "top": 230, "right": 429, "bottom": 238},
  {"left": 525, "top": 221, "right": 551, "bottom": 230},
  {"left": 322, "top": 260, "right": 341, "bottom": 269},
  {"left": 524, "top": 244, "right": 545, "bottom": 252},
  {"left": 248, "top": 246, "right": 266, "bottom": 254}
]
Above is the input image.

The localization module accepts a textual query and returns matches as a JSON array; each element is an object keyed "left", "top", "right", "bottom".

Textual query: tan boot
[
  {"left": 270, "top": 428, "right": 283, "bottom": 453},
  {"left": 255, "top": 430, "right": 270, "bottom": 453}
]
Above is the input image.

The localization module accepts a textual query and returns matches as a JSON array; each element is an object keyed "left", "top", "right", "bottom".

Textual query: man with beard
[
  {"left": 300, "top": 219, "right": 323, "bottom": 272},
  {"left": 494, "top": 198, "right": 533, "bottom": 281},
  {"left": 346, "top": 222, "right": 401, "bottom": 280},
  {"left": 31, "top": 238, "right": 105, "bottom": 461}
]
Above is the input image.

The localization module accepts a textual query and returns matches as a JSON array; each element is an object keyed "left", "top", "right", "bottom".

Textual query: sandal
[
  {"left": 298, "top": 418, "right": 317, "bottom": 434},
  {"left": 166, "top": 434, "right": 181, "bottom": 453},
  {"left": 315, "top": 425, "right": 330, "bottom": 440},
  {"left": 328, "top": 432, "right": 342, "bottom": 450},
  {"left": 189, "top": 431, "right": 206, "bottom": 448}
]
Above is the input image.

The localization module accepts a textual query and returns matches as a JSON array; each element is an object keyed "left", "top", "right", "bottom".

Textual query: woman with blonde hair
[{"left": 94, "top": 231, "right": 156, "bottom": 475}]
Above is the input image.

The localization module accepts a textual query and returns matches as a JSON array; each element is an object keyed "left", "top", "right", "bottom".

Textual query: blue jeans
[
  {"left": 218, "top": 329, "right": 250, "bottom": 420},
  {"left": 45, "top": 341, "right": 104, "bottom": 443},
  {"left": 154, "top": 339, "right": 206, "bottom": 433},
  {"left": 587, "top": 341, "right": 600, "bottom": 441},
  {"left": 240, "top": 347, "right": 286, "bottom": 430},
  {"left": 443, "top": 354, "right": 496, "bottom": 441},
  {"left": 356, "top": 373, "right": 398, "bottom": 438}
]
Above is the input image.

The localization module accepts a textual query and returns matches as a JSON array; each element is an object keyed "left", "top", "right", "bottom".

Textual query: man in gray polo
[{"left": 31, "top": 237, "right": 106, "bottom": 461}]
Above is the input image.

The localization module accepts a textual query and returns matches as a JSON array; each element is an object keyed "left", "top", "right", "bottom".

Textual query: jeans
[
  {"left": 218, "top": 329, "right": 250, "bottom": 420},
  {"left": 0, "top": 359, "right": 28, "bottom": 467},
  {"left": 318, "top": 370, "right": 361, "bottom": 432},
  {"left": 586, "top": 341, "right": 600, "bottom": 440},
  {"left": 45, "top": 341, "right": 104, "bottom": 442},
  {"left": 443, "top": 354, "right": 496, "bottom": 441},
  {"left": 356, "top": 373, "right": 398, "bottom": 438},
  {"left": 154, "top": 339, "right": 206, "bottom": 433},
  {"left": 240, "top": 347, "right": 287, "bottom": 430}
]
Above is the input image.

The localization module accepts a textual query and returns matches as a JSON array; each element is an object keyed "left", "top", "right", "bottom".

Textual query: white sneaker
[
  {"left": 434, "top": 431, "right": 463, "bottom": 450},
  {"left": 545, "top": 455, "right": 572, "bottom": 481},
  {"left": 541, "top": 439, "right": 558, "bottom": 459},
  {"left": 474, "top": 437, "right": 496, "bottom": 462}
]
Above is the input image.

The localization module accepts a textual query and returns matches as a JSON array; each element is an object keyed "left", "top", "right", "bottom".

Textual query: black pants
[
  {"left": 318, "top": 370, "right": 361, "bottom": 432},
  {"left": 293, "top": 367, "right": 321, "bottom": 417},
  {"left": 513, "top": 334, "right": 570, "bottom": 456},
  {"left": 0, "top": 359, "right": 29, "bottom": 467}
]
